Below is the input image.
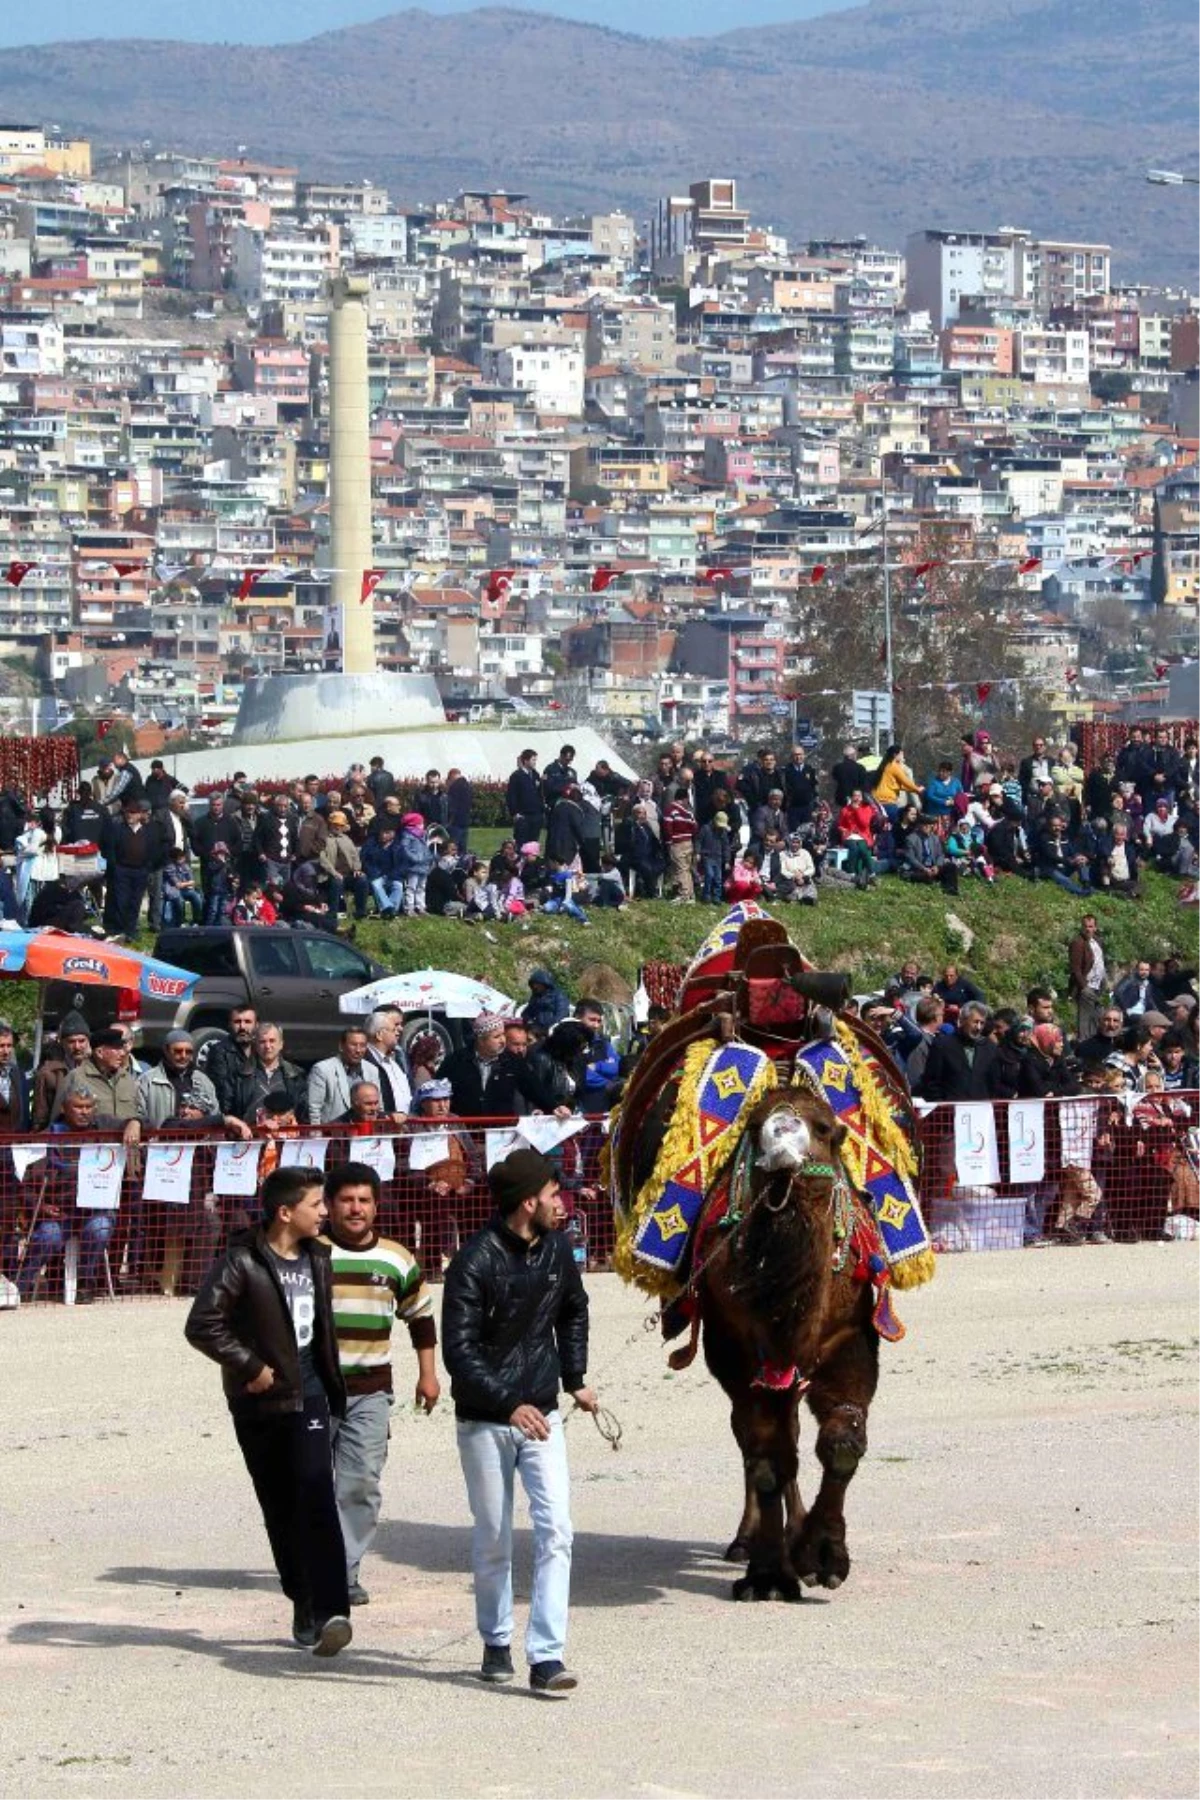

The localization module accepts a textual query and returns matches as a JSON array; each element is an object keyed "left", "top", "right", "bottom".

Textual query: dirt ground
[{"left": 1, "top": 1246, "right": 1197, "bottom": 1800}]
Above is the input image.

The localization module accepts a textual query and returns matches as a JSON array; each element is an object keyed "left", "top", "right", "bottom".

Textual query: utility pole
[{"left": 880, "top": 459, "right": 894, "bottom": 717}]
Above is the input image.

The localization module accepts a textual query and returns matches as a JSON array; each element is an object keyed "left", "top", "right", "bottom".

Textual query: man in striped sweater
[{"left": 322, "top": 1161, "right": 440, "bottom": 1607}]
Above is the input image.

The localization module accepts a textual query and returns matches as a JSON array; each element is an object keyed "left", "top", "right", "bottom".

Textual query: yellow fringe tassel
[
  {"left": 890, "top": 1247, "right": 937, "bottom": 1289},
  {"left": 834, "top": 1020, "right": 935, "bottom": 1291},
  {"left": 612, "top": 1037, "right": 776, "bottom": 1299}
]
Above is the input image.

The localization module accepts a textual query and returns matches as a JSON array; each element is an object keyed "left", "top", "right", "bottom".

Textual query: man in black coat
[
  {"left": 103, "top": 796, "right": 168, "bottom": 937},
  {"left": 185, "top": 1166, "right": 351, "bottom": 1656},
  {"left": 505, "top": 749, "right": 545, "bottom": 846},
  {"left": 441, "top": 1148, "right": 595, "bottom": 1694},
  {"left": 441, "top": 1014, "right": 554, "bottom": 1118},
  {"left": 782, "top": 747, "right": 819, "bottom": 832},
  {"left": 916, "top": 1002, "right": 1001, "bottom": 1101},
  {"left": 829, "top": 742, "right": 873, "bottom": 811}
]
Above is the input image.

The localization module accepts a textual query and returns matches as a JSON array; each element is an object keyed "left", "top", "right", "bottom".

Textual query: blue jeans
[
  {"left": 202, "top": 873, "right": 230, "bottom": 925},
  {"left": 700, "top": 858, "right": 725, "bottom": 903},
  {"left": 328, "top": 872, "right": 370, "bottom": 920},
  {"left": 18, "top": 1210, "right": 114, "bottom": 1300},
  {"left": 1042, "top": 869, "right": 1090, "bottom": 896},
  {"left": 543, "top": 896, "right": 588, "bottom": 922},
  {"left": 457, "top": 1414, "right": 573, "bottom": 1665},
  {"left": 162, "top": 892, "right": 203, "bottom": 927},
  {"left": 369, "top": 876, "right": 403, "bottom": 916}
]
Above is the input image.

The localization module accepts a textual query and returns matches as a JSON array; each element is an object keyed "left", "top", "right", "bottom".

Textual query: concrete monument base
[{"left": 232, "top": 672, "right": 445, "bottom": 746}]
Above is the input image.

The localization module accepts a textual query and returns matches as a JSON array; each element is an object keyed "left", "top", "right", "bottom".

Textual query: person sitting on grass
[{"left": 542, "top": 857, "right": 590, "bottom": 925}]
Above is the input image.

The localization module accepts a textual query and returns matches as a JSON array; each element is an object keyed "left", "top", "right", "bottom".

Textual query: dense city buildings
[{"left": 0, "top": 136, "right": 1191, "bottom": 749}]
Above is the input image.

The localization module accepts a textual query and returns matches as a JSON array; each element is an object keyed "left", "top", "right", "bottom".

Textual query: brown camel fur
[{"left": 634, "top": 1083, "right": 879, "bottom": 1602}]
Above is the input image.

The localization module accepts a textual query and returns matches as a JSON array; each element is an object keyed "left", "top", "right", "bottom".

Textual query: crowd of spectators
[
  {"left": 0, "top": 722, "right": 1193, "bottom": 939},
  {"left": 849, "top": 919, "right": 1197, "bottom": 1245}
]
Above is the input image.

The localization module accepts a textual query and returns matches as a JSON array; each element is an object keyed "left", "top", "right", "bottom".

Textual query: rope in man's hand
[{"left": 568, "top": 1399, "right": 623, "bottom": 1451}]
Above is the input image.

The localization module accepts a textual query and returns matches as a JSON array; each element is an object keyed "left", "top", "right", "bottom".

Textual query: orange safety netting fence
[{"left": 2, "top": 1094, "right": 1196, "bottom": 1306}]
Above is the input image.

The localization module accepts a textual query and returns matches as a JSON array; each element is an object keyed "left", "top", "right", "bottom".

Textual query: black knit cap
[{"left": 489, "top": 1148, "right": 556, "bottom": 1214}]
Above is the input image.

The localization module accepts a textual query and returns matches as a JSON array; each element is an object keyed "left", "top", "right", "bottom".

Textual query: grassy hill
[{"left": 349, "top": 872, "right": 1191, "bottom": 1013}]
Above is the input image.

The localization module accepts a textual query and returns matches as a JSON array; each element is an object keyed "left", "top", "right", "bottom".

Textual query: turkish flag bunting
[
  {"left": 591, "top": 567, "right": 618, "bottom": 593},
  {"left": 360, "top": 569, "right": 384, "bottom": 604},
  {"left": 4, "top": 561, "right": 35, "bottom": 588},
  {"left": 809, "top": 564, "right": 827, "bottom": 584},
  {"left": 96, "top": 720, "right": 113, "bottom": 740},
  {"left": 237, "top": 567, "right": 267, "bottom": 601},
  {"left": 1155, "top": 661, "right": 1169, "bottom": 679},
  {"left": 704, "top": 566, "right": 734, "bottom": 584},
  {"left": 910, "top": 560, "right": 942, "bottom": 579},
  {"left": 1065, "top": 666, "right": 1079, "bottom": 685},
  {"left": 1017, "top": 557, "right": 1041, "bottom": 575},
  {"left": 111, "top": 561, "right": 140, "bottom": 578},
  {"left": 486, "top": 568, "right": 515, "bottom": 602},
  {"left": 976, "top": 682, "right": 993, "bottom": 703}
]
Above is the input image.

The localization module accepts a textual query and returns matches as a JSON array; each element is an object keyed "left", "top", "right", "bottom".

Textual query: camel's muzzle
[{"left": 756, "top": 1107, "right": 812, "bottom": 1173}]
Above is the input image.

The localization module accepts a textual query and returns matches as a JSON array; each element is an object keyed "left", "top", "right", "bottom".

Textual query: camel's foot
[
  {"left": 731, "top": 1567, "right": 802, "bottom": 1603},
  {"left": 724, "top": 1537, "right": 751, "bottom": 1564},
  {"left": 817, "top": 1412, "right": 867, "bottom": 1480},
  {"left": 791, "top": 1515, "right": 850, "bottom": 1591}
]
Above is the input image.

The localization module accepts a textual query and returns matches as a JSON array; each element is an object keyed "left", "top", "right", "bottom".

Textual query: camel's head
[{"left": 749, "top": 1089, "right": 846, "bottom": 1200}]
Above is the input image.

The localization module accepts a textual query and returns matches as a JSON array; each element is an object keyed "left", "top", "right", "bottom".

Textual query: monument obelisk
[
  {"left": 231, "top": 270, "right": 443, "bottom": 743},
  {"left": 329, "top": 272, "right": 373, "bottom": 674}
]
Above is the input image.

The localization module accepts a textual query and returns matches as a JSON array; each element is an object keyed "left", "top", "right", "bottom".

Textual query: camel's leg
[
  {"left": 729, "top": 1389, "right": 802, "bottom": 1602},
  {"left": 727, "top": 1395, "right": 807, "bottom": 1564},
  {"left": 791, "top": 1325, "right": 878, "bottom": 1592},
  {"left": 725, "top": 1402, "right": 758, "bottom": 1563}
]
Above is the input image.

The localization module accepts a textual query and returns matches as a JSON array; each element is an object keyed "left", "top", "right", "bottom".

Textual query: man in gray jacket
[
  {"left": 137, "top": 1030, "right": 252, "bottom": 1137},
  {"left": 307, "top": 1025, "right": 371, "bottom": 1127}
]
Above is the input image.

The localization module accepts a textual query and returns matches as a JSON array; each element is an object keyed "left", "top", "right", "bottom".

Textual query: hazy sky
[{"left": 0, "top": 0, "right": 852, "bottom": 46}]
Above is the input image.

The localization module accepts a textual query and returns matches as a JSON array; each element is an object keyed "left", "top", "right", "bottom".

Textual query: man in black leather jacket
[
  {"left": 185, "top": 1165, "right": 351, "bottom": 1658},
  {"left": 442, "top": 1148, "right": 595, "bottom": 1697}
]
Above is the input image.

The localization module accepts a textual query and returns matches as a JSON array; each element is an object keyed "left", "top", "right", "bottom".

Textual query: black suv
[{"left": 43, "top": 927, "right": 392, "bottom": 1068}]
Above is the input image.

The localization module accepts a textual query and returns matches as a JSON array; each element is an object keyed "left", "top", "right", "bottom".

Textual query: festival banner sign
[
  {"left": 1007, "top": 1101, "right": 1046, "bottom": 1185},
  {"left": 142, "top": 1142, "right": 196, "bottom": 1205},
  {"left": 212, "top": 1140, "right": 262, "bottom": 1197},
  {"left": 76, "top": 1144, "right": 127, "bottom": 1210},
  {"left": 953, "top": 1104, "right": 1001, "bottom": 1187}
]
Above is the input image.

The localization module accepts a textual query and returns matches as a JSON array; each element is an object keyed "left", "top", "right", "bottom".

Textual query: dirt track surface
[{"left": 1, "top": 1246, "right": 1197, "bottom": 1800}]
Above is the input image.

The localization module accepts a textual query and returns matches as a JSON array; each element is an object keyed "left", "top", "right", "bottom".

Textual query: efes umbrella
[
  {"left": 0, "top": 929, "right": 199, "bottom": 1001},
  {"left": 338, "top": 967, "right": 513, "bottom": 1019}
]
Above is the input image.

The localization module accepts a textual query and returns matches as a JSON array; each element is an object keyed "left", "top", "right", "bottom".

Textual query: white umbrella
[{"left": 338, "top": 967, "right": 515, "bottom": 1019}]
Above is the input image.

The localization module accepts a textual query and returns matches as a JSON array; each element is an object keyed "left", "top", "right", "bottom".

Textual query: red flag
[
  {"left": 4, "top": 560, "right": 35, "bottom": 588},
  {"left": 360, "top": 569, "right": 384, "bottom": 604},
  {"left": 1154, "top": 661, "right": 1169, "bottom": 679},
  {"left": 909, "top": 559, "right": 942, "bottom": 580},
  {"left": 1064, "top": 666, "right": 1079, "bottom": 686},
  {"left": 96, "top": 719, "right": 113, "bottom": 740},
  {"left": 809, "top": 564, "right": 827, "bottom": 585},
  {"left": 486, "top": 568, "right": 514, "bottom": 602},
  {"left": 111, "top": 561, "right": 140, "bottom": 578},
  {"left": 591, "top": 566, "right": 618, "bottom": 593},
  {"left": 237, "top": 567, "right": 267, "bottom": 601},
  {"left": 975, "top": 682, "right": 992, "bottom": 704},
  {"left": 1017, "top": 556, "right": 1041, "bottom": 575},
  {"left": 703, "top": 565, "right": 734, "bottom": 585}
]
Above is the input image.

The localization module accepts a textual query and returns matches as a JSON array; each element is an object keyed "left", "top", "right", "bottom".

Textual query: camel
[
  {"left": 629, "top": 1080, "right": 877, "bottom": 1601},
  {"left": 612, "top": 910, "right": 924, "bottom": 1601}
]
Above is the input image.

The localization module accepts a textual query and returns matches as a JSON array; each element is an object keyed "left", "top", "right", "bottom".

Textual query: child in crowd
[
  {"left": 542, "top": 856, "right": 590, "bottom": 924},
  {"left": 162, "top": 849, "right": 203, "bottom": 926},
  {"left": 592, "top": 853, "right": 627, "bottom": 910},
  {"left": 394, "top": 811, "right": 432, "bottom": 916},
  {"left": 230, "top": 881, "right": 278, "bottom": 925}
]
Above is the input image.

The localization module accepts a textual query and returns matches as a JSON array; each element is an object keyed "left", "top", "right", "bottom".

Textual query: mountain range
[{"left": 2, "top": 0, "right": 1196, "bottom": 283}]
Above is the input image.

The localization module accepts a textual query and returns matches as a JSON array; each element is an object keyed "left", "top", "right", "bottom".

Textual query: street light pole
[{"left": 880, "top": 460, "right": 894, "bottom": 712}]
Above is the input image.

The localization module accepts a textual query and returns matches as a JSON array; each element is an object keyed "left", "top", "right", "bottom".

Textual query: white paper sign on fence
[
  {"left": 485, "top": 1129, "right": 520, "bottom": 1170},
  {"left": 953, "top": 1104, "right": 1001, "bottom": 1187},
  {"left": 408, "top": 1131, "right": 450, "bottom": 1172},
  {"left": 280, "top": 1137, "right": 329, "bottom": 1171},
  {"left": 213, "top": 1140, "right": 262, "bottom": 1196},
  {"left": 142, "top": 1142, "right": 196, "bottom": 1205},
  {"left": 517, "top": 1116, "right": 588, "bottom": 1155},
  {"left": 11, "top": 1142, "right": 44, "bottom": 1180},
  {"left": 355, "top": 1136, "right": 397, "bottom": 1181},
  {"left": 1007, "top": 1101, "right": 1046, "bottom": 1185},
  {"left": 76, "top": 1144, "right": 126, "bottom": 1210}
]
